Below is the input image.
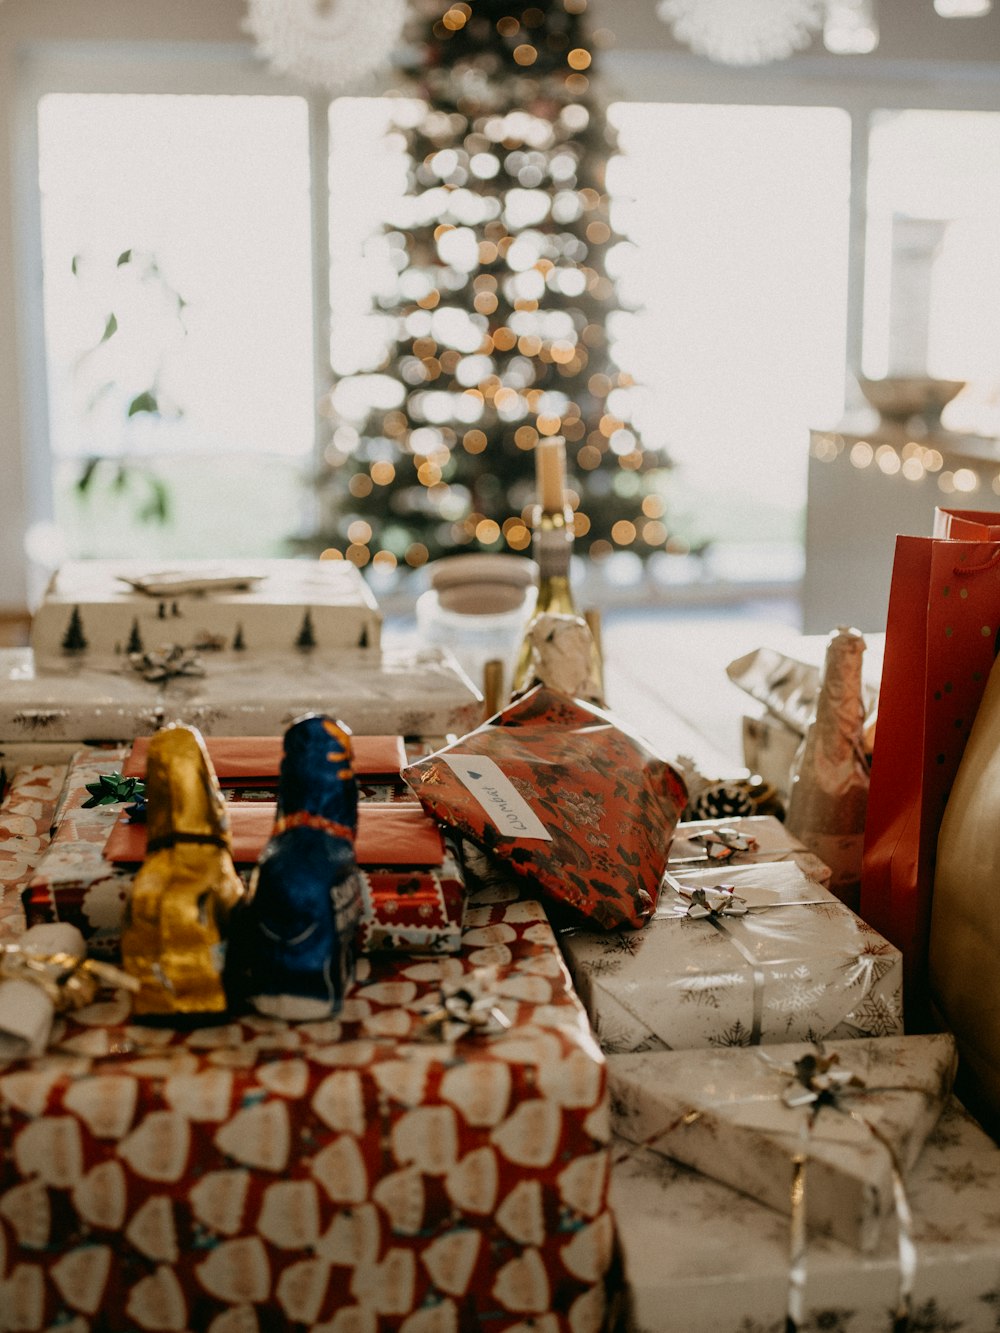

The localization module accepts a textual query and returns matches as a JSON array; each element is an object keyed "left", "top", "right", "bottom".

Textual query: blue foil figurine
[{"left": 228, "top": 714, "right": 362, "bottom": 1020}]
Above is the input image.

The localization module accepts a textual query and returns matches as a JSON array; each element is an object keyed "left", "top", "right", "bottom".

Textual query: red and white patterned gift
[{"left": 0, "top": 889, "right": 612, "bottom": 1330}]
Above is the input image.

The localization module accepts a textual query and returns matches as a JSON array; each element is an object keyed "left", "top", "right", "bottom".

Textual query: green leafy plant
[{"left": 70, "top": 247, "right": 189, "bottom": 526}]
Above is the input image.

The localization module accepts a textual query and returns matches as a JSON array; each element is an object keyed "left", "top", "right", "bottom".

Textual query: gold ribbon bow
[{"left": 0, "top": 944, "right": 138, "bottom": 1012}]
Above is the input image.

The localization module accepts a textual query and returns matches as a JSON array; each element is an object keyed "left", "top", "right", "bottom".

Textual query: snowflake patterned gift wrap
[
  {"left": 610, "top": 1095, "right": 1000, "bottom": 1333},
  {"left": 559, "top": 861, "right": 902, "bottom": 1054},
  {"left": 609, "top": 1034, "right": 956, "bottom": 1252},
  {"left": 0, "top": 646, "right": 481, "bottom": 761},
  {"left": 669, "top": 815, "right": 831, "bottom": 887},
  {"left": 0, "top": 898, "right": 613, "bottom": 1332}
]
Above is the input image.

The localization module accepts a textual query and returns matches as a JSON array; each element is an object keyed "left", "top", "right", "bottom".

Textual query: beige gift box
[
  {"left": 609, "top": 1033, "right": 956, "bottom": 1252},
  {"left": 610, "top": 1094, "right": 1000, "bottom": 1333},
  {"left": 669, "top": 814, "right": 831, "bottom": 885},
  {"left": 31, "top": 558, "right": 382, "bottom": 668},
  {"left": 560, "top": 861, "right": 902, "bottom": 1054},
  {"left": 0, "top": 645, "right": 481, "bottom": 751}
]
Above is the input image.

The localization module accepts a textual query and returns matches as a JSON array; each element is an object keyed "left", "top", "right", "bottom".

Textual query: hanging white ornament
[
  {"left": 244, "top": 0, "right": 408, "bottom": 92},
  {"left": 656, "top": 0, "right": 825, "bottom": 66}
]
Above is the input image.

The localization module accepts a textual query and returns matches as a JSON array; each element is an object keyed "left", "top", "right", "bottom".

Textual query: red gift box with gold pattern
[
  {"left": 403, "top": 685, "right": 688, "bottom": 930},
  {"left": 0, "top": 886, "right": 612, "bottom": 1330}
]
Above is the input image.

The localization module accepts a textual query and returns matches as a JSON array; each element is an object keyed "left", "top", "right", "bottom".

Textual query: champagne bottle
[
  {"left": 227, "top": 714, "right": 361, "bottom": 1021},
  {"left": 785, "top": 625, "right": 870, "bottom": 909},
  {"left": 512, "top": 437, "right": 603, "bottom": 699},
  {"left": 121, "top": 723, "right": 244, "bottom": 1018}
]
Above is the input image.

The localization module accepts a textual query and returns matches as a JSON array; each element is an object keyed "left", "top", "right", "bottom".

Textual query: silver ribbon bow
[
  {"left": 779, "top": 1048, "right": 867, "bottom": 1110},
  {"left": 683, "top": 885, "right": 749, "bottom": 919},
  {"left": 414, "top": 966, "right": 512, "bottom": 1042},
  {"left": 129, "top": 644, "right": 206, "bottom": 683}
]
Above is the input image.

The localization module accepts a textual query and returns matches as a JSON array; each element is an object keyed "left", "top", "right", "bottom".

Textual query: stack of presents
[{"left": 1, "top": 528, "right": 1000, "bottom": 1333}]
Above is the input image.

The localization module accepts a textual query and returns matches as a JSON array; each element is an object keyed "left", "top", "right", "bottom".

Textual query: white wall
[{"left": 1, "top": 0, "right": 998, "bottom": 613}]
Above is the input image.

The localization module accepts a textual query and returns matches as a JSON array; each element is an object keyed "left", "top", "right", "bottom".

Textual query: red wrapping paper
[
  {"left": 403, "top": 686, "right": 687, "bottom": 930},
  {"left": 103, "top": 802, "right": 445, "bottom": 867}
]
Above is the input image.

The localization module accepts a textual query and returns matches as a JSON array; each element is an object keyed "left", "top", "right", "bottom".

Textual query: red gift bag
[
  {"left": 861, "top": 531, "right": 1000, "bottom": 1022},
  {"left": 933, "top": 507, "right": 1000, "bottom": 540}
]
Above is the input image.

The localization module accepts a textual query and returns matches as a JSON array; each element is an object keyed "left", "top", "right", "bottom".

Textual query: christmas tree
[
  {"left": 61, "top": 606, "right": 88, "bottom": 653},
  {"left": 295, "top": 610, "right": 317, "bottom": 651},
  {"left": 311, "top": 0, "right": 670, "bottom": 574},
  {"left": 126, "top": 619, "right": 144, "bottom": 654}
]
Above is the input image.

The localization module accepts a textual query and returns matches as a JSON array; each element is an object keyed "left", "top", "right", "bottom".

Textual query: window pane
[
  {"left": 37, "top": 93, "right": 314, "bottom": 557},
  {"left": 864, "top": 109, "right": 1000, "bottom": 435},
  {"left": 607, "top": 103, "right": 851, "bottom": 582}
]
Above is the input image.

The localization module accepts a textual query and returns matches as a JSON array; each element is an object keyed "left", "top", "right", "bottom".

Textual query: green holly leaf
[
  {"left": 127, "top": 390, "right": 159, "bottom": 418},
  {"left": 116, "top": 248, "right": 133, "bottom": 267},
  {"left": 100, "top": 313, "right": 118, "bottom": 343},
  {"left": 139, "top": 478, "right": 170, "bottom": 524},
  {"left": 71, "top": 254, "right": 80, "bottom": 276}
]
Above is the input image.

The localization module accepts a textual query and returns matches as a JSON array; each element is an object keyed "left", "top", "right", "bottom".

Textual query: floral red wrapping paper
[{"left": 403, "top": 686, "right": 687, "bottom": 930}]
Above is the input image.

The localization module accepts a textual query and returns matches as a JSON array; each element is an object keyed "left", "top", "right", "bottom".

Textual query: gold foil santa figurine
[
  {"left": 785, "top": 626, "right": 870, "bottom": 907},
  {"left": 121, "top": 723, "right": 243, "bottom": 1018}
]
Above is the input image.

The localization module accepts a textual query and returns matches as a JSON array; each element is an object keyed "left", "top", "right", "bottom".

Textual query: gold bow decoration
[{"left": 0, "top": 943, "right": 138, "bottom": 1012}]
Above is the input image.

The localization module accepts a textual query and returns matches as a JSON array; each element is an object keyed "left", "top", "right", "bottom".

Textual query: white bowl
[{"left": 857, "top": 376, "right": 965, "bottom": 424}]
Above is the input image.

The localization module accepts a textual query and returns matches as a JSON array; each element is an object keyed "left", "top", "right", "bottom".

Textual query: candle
[{"left": 536, "top": 436, "right": 566, "bottom": 514}]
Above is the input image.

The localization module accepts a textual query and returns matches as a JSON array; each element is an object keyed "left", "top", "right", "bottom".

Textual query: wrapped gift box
[
  {"left": 121, "top": 732, "right": 413, "bottom": 802},
  {"left": 0, "top": 765, "right": 64, "bottom": 941},
  {"left": 355, "top": 840, "right": 467, "bottom": 954},
  {"left": 404, "top": 686, "right": 687, "bottom": 931},
  {"left": 0, "top": 895, "right": 612, "bottom": 1332},
  {"left": 609, "top": 1034, "right": 956, "bottom": 1252},
  {"left": 25, "top": 752, "right": 467, "bottom": 954},
  {"left": 31, "top": 558, "right": 382, "bottom": 668},
  {"left": 611, "top": 1096, "right": 1000, "bottom": 1333},
  {"left": 669, "top": 814, "right": 831, "bottom": 885},
  {"left": 560, "top": 861, "right": 902, "bottom": 1053},
  {"left": 20, "top": 749, "right": 133, "bottom": 953},
  {"left": 0, "top": 646, "right": 481, "bottom": 754}
]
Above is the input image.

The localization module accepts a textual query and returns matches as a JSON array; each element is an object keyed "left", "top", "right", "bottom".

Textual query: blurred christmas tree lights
[{"left": 310, "top": 0, "right": 671, "bottom": 575}]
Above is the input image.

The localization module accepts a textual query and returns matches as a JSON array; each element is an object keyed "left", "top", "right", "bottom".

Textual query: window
[
  {"left": 14, "top": 44, "right": 1000, "bottom": 605},
  {"left": 863, "top": 108, "right": 1000, "bottom": 438},
  {"left": 608, "top": 102, "right": 851, "bottom": 584},
  {"left": 36, "top": 91, "right": 314, "bottom": 560}
]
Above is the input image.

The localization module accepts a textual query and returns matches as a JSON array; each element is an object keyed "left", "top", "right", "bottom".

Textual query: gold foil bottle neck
[
  {"left": 121, "top": 722, "right": 242, "bottom": 1017},
  {"left": 144, "top": 724, "right": 231, "bottom": 849}
]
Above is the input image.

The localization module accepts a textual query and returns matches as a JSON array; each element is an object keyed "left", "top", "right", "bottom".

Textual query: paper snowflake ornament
[
  {"left": 657, "top": 0, "right": 825, "bottom": 66},
  {"left": 244, "top": 0, "right": 407, "bottom": 92}
]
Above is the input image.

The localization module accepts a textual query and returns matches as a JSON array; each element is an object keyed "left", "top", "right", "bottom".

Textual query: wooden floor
[{"left": 600, "top": 600, "right": 804, "bottom": 775}]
